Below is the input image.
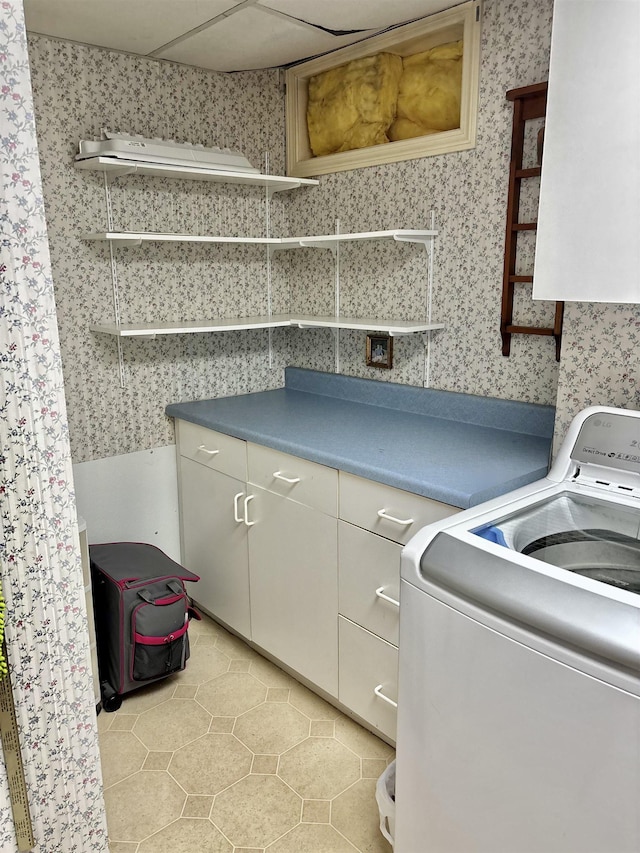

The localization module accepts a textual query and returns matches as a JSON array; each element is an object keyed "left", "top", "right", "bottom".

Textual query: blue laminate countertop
[{"left": 166, "top": 368, "right": 555, "bottom": 509}]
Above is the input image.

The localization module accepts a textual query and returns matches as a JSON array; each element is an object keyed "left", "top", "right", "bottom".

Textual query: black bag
[{"left": 90, "top": 542, "right": 200, "bottom": 711}]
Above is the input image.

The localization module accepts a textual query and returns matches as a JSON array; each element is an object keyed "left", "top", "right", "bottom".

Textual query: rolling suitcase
[{"left": 90, "top": 541, "right": 200, "bottom": 712}]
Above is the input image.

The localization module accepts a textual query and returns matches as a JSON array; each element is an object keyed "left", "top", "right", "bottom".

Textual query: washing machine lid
[{"left": 419, "top": 525, "right": 640, "bottom": 678}]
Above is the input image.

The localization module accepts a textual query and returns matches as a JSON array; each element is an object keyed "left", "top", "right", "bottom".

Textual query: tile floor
[{"left": 98, "top": 613, "right": 395, "bottom": 852}]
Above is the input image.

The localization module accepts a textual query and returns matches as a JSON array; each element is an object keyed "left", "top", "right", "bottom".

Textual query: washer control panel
[{"left": 573, "top": 411, "right": 640, "bottom": 476}]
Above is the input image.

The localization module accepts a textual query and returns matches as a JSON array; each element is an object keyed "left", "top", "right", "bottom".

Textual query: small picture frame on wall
[{"left": 366, "top": 334, "right": 393, "bottom": 369}]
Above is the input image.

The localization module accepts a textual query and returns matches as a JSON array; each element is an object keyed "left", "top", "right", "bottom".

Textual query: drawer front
[
  {"left": 247, "top": 443, "right": 337, "bottom": 516},
  {"left": 339, "top": 521, "right": 400, "bottom": 646},
  {"left": 176, "top": 420, "right": 247, "bottom": 481},
  {"left": 339, "top": 616, "right": 398, "bottom": 743},
  {"left": 339, "top": 471, "right": 458, "bottom": 545}
]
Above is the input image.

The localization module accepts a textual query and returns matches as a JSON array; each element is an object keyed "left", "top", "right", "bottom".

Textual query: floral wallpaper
[
  {"left": 285, "top": 0, "right": 560, "bottom": 402},
  {"left": 26, "top": 35, "right": 290, "bottom": 463},
  {"left": 25, "top": 0, "right": 562, "bottom": 468},
  {"left": 0, "top": 2, "right": 637, "bottom": 846},
  {"left": 553, "top": 302, "right": 640, "bottom": 452},
  {"left": 25, "top": 0, "right": 640, "bottom": 464},
  {"left": 0, "top": 3, "right": 107, "bottom": 850},
  {"left": 0, "top": 1, "right": 633, "bottom": 847}
]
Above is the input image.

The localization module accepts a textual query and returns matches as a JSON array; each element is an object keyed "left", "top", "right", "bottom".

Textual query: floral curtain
[{"left": 0, "top": 2, "right": 107, "bottom": 850}]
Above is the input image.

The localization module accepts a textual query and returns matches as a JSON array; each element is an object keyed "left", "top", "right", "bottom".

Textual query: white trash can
[{"left": 376, "top": 759, "right": 396, "bottom": 847}]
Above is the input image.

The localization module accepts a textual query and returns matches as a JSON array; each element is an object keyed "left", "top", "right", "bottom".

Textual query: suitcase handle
[{"left": 138, "top": 579, "right": 184, "bottom": 605}]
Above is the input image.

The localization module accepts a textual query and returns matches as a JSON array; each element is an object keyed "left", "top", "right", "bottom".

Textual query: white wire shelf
[
  {"left": 82, "top": 229, "right": 438, "bottom": 250},
  {"left": 276, "top": 229, "right": 437, "bottom": 250},
  {"left": 74, "top": 156, "right": 319, "bottom": 192},
  {"left": 82, "top": 232, "right": 281, "bottom": 247},
  {"left": 90, "top": 315, "right": 444, "bottom": 338},
  {"left": 290, "top": 315, "right": 444, "bottom": 334}
]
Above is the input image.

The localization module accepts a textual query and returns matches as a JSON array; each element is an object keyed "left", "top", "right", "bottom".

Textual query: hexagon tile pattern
[{"left": 98, "top": 614, "right": 394, "bottom": 853}]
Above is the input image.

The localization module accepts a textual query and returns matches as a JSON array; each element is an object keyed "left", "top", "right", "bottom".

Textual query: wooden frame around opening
[{"left": 285, "top": 1, "right": 482, "bottom": 178}]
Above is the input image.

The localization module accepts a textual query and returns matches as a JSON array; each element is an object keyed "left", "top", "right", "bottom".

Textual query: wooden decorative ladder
[{"left": 501, "top": 81, "right": 563, "bottom": 362}]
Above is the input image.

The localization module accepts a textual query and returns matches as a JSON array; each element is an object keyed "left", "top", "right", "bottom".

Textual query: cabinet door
[
  {"left": 249, "top": 486, "right": 338, "bottom": 697},
  {"left": 178, "top": 456, "right": 251, "bottom": 639}
]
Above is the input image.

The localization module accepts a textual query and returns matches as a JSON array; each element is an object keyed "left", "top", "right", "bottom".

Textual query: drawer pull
[
  {"left": 243, "top": 494, "right": 256, "bottom": 527},
  {"left": 375, "top": 586, "right": 400, "bottom": 608},
  {"left": 377, "top": 509, "right": 414, "bottom": 526},
  {"left": 233, "top": 492, "right": 244, "bottom": 523},
  {"left": 273, "top": 471, "right": 301, "bottom": 485},
  {"left": 197, "top": 444, "right": 220, "bottom": 457},
  {"left": 374, "top": 684, "right": 398, "bottom": 709}
]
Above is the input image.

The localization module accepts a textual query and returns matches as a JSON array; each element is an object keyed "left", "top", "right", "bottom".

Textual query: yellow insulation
[
  {"left": 306, "top": 40, "right": 463, "bottom": 156},
  {"left": 390, "top": 40, "right": 463, "bottom": 140},
  {"left": 306, "top": 53, "right": 403, "bottom": 156}
]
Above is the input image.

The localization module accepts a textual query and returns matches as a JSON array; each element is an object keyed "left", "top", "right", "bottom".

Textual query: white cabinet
[
  {"left": 178, "top": 419, "right": 247, "bottom": 478},
  {"left": 247, "top": 442, "right": 337, "bottom": 515},
  {"left": 339, "top": 617, "right": 399, "bottom": 742},
  {"left": 176, "top": 422, "right": 251, "bottom": 638},
  {"left": 248, "top": 487, "right": 338, "bottom": 696},
  {"left": 176, "top": 424, "right": 338, "bottom": 695},
  {"left": 338, "top": 520, "right": 401, "bottom": 647},
  {"left": 339, "top": 471, "right": 457, "bottom": 546},
  {"left": 179, "top": 458, "right": 251, "bottom": 638},
  {"left": 338, "top": 472, "right": 458, "bottom": 741},
  {"left": 534, "top": 0, "right": 640, "bottom": 303},
  {"left": 175, "top": 418, "right": 459, "bottom": 741},
  {"left": 247, "top": 444, "right": 338, "bottom": 696}
]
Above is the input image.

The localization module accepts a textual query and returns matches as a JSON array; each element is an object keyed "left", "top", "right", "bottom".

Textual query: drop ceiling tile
[
  {"left": 23, "top": 0, "right": 243, "bottom": 55},
  {"left": 156, "top": 6, "right": 378, "bottom": 72},
  {"left": 259, "top": 0, "right": 457, "bottom": 32}
]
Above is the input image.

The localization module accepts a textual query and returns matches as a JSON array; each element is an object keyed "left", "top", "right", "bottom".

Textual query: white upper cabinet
[{"left": 533, "top": 0, "right": 640, "bottom": 303}]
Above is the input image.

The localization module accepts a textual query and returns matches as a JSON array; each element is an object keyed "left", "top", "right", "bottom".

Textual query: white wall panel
[{"left": 72, "top": 445, "right": 181, "bottom": 562}]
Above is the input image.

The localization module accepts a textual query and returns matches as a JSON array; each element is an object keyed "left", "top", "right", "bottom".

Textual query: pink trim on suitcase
[
  {"left": 134, "top": 622, "right": 189, "bottom": 645},
  {"left": 151, "top": 593, "right": 184, "bottom": 607}
]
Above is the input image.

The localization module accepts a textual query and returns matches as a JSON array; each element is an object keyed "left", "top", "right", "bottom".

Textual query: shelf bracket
[
  {"left": 298, "top": 241, "right": 339, "bottom": 256},
  {"left": 394, "top": 233, "right": 434, "bottom": 258},
  {"left": 103, "top": 164, "right": 138, "bottom": 183},
  {"left": 114, "top": 238, "right": 143, "bottom": 249}
]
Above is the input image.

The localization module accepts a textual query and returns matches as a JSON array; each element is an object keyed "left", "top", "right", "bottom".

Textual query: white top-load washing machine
[{"left": 395, "top": 406, "right": 640, "bottom": 853}]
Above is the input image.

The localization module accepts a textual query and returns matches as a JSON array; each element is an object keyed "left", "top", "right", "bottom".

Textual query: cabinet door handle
[
  {"left": 273, "top": 471, "right": 301, "bottom": 484},
  {"left": 233, "top": 492, "right": 244, "bottom": 523},
  {"left": 243, "top": 494, "right": 256, "bottom": 527},
  {"left": 374, "top": 684, "right": 398, "bottom": 709},
  {"left": 197, "top": 444, "right": 220, "bottom": 457},
  {"left": 375, "top": 586, "right": 400, "bottom": 608},
  {"left": 377, "top": 509, "right": 414, "bottom": 526}
]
